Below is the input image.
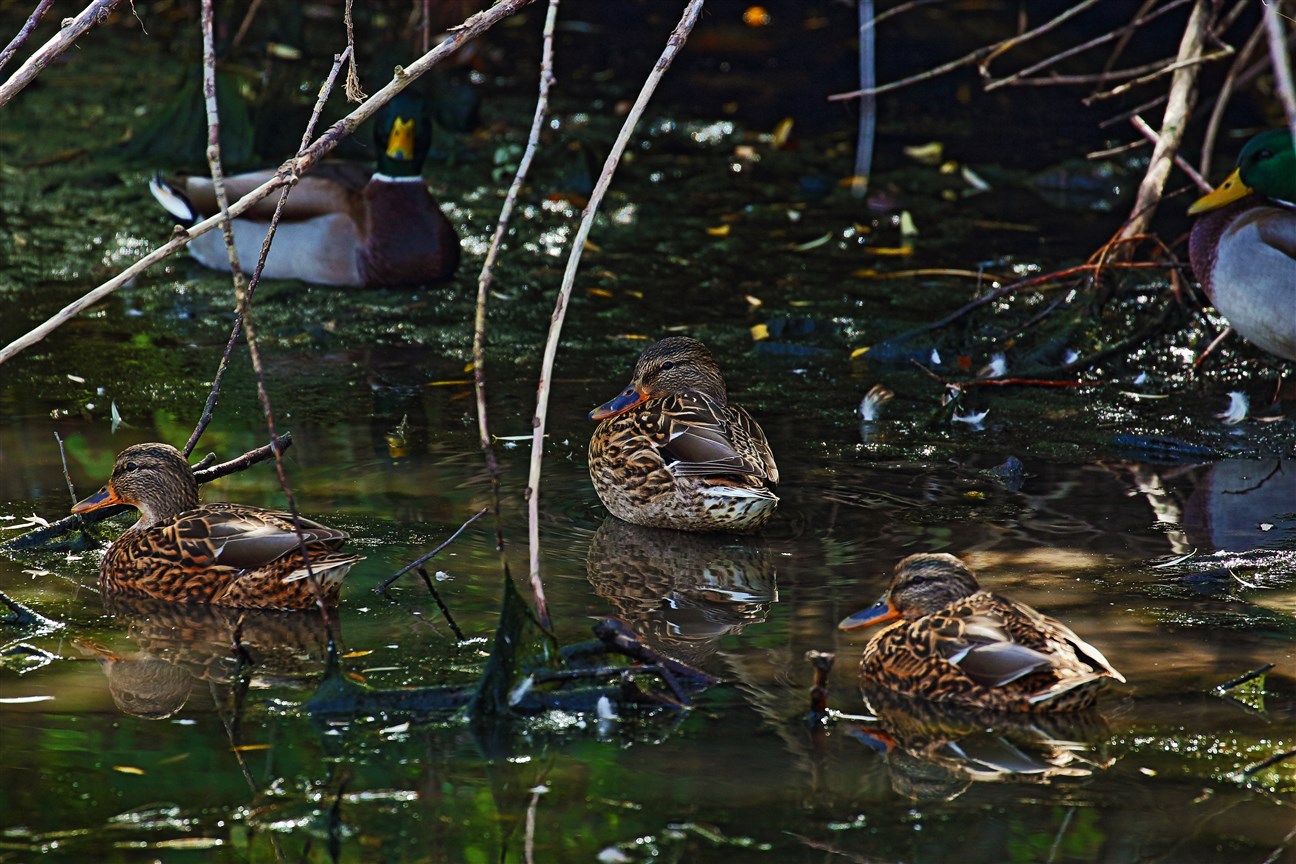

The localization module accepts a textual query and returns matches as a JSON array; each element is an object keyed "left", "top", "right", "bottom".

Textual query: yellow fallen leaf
[
  {"left": 113, "top": 766, "right": 146, "bottom": 775},
  {"left": 588, "top": 288, "right": 614, "bottom": 298},
  {"left": 744, "top": 295, "right": 763, "bottom": 307},
  {"left": 625, "top": 289, "right": 644, "bottom": 299},
  {"left": 903, "top": 141, "right": 943, "bottom": 165},
  {"left": 462, "top": 361, "right": 475, "bottom": 373},
  {"left": 583, "top": 239, "right": 601, "bottom": 252},
  {"left": 750, "top": 323, "right": 769, "bottom": 341},
  {"left": 744, "top": 5, "right": 770, "bottom": 27},
  {"left": 866, "top": 245, "right": 913, "bottom": 256},
  {"left": 852, "top": 269, "right": 880, "bottom": 278},
  {"left": 230, "top": 744, "right": 271, "bottom": 752},
  {"left": 426, "top": 379, "right": 472, "bottom": 387},
  {"left": 771, "top": 117, "right": 794, "bottom": 148},
  {"left": 939, "top": 160, "right": 959, "bottom": 175},
  {"left": 705, "top": 224, "right": 731, "bottom": 237},
  {"left": 341, "top": 649, "right": 374, "bottom": 659},
  {"left": 850, "top": 346, "right": 871, "bottom": 359}
]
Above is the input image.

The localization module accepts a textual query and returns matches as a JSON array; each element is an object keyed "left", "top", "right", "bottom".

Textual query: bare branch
[
  {"left": 526, "top": 0, "right": 706, "bottom": 631},
  {"left": 0, "top": 0, "right": 125, "bottom": 107},
  {"left": 0, "top": 0, "right": 537, "bottom": 367}
]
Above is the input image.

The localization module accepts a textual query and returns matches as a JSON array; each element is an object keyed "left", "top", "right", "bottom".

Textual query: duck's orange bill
[
  {"left": 1187, "top": 167, "right": 1252, "bottom": 215},
  {"left": 589, "top": 385, "right": 647, "bottom": 421},
  {"left": 837, "top": 596, "right": 900, "bottom": 631},
  {"left": 72, "top": 484, "right": 121, "bottom": 514}
]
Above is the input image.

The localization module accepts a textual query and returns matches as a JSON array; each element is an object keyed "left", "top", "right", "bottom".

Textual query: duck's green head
[
  {"left": 1189, "top": 129, "right": 1296, "bottom": 214},
  {"left": 373, "top": 92, "right": 431, "bottom": 178}
]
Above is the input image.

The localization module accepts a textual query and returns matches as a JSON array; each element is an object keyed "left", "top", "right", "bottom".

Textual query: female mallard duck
[
  {"left": 588, "top": 336, "right": 779, "bottom": 533},
  {"left": 72, "top": 443, "right": 359, "bottom": 610},
  {"left": 150, "top": 92, "right": 460, "bottom": 287},
  {"left": 838, "top": 554, "right": 1124, "bottom": 713},
  {"left": 1188, "top": 128, "right": 1296, "bottom": 361}
]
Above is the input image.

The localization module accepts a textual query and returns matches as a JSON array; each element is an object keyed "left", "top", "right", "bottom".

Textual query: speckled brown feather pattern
[
  {"left": 75, "top": 443, "right": 360, "bottom": 611},
  {"left": 588, "top": 337, "right": 779, "bottom": 533},
  {"left": 846, "top": 554, "right": 1123, "bottom": 713}
]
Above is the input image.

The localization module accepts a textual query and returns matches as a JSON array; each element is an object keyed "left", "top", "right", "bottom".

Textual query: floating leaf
[
  {"left": 705, "top": 224, "right": 731, "bottom": 237},
  {"left": 750, "top": 324, "right": 769, "bottom": 342},
  {"left": 903, "top": 141, "right": 943, "bottom": 165},
  {"left": 230, "top": 744, "right": 270, "bottom": 752},
  {"left": 588, "top": 288, "right": 614, "bottom": 298},
  {"left": 113, "top": 766, "right": 146, "bottom": 775},
  {"left": 791, "top": 233, "right": 832, "bottom": 252},
  {"left": 771, "top": 117, "right": 794, "bottom": 148},
  {"left": 849, "top": 346, "right": 871, "bottom": 359},
  {"left": 0, "top": 695, "right": 54, "bottom": 704},
  {"left": 865, "top": 245, "right": 913, "bottom": 256}
]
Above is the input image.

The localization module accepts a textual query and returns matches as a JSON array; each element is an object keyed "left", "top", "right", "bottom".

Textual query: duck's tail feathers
[{"left": 149, "top": 175, "right": 199, "bottom": 223}]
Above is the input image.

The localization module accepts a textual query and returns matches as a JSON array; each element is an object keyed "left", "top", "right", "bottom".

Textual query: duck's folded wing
[
  {"left": 932, "top": 613, "right": 1057, "bottom": 688},
  {"left": 179, "top": 507, "right": 347, "bottom": 571},
  {"left": 657, "top": 393, "right": 770, "bottom": 479}
]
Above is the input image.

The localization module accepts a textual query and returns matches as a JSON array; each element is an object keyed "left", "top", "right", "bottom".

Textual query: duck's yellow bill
[
  {"left": 386, "top": 117, "right": 417, "bottom": 162},
  {"left": 1187, "top": 167, "right": 1252, "bottom": 215}
]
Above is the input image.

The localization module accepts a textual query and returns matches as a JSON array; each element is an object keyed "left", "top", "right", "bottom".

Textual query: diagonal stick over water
[
  {"left": 525, "top": 0, "right": 706, "bottom": 630},
  {"left": 0, "top": 0, "right": 536, "bottom": 367}
]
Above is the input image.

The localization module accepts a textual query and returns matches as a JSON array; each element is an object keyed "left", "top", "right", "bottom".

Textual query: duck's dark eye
[
  {"left": 124, "top": 461, "right": 139, "bottom": 473},
  {"left": 1256, "top": 149, "right": 1274, "bottom": 160},
  {"left": 661, "top": 361, "right": 675, "bottom": 371}
]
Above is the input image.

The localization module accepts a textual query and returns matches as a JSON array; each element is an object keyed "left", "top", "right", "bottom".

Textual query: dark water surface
[{"left": 2, "top": 3, "right": 1295, "bottom": 862}]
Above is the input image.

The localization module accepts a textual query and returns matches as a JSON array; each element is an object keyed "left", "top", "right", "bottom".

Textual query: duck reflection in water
[
  {"left": 77, "top": 595, "right": 337, "bottom": 719},
  {"left": 586, "top": 517, "right": 776, "bottom": 667},
  {"left": 846, "top": 688, "right": 1113, "bottom": 802}
]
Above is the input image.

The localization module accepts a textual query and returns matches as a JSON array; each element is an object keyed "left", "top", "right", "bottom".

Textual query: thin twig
[
  {"left": 1130, "top": 114, "right": 1211, "bottom": 193},
  {"left": 1201, "top": 23, "right": 1266, "bottom": 177},
  {"left": 526, "top": 0, "right": 706, "bottom": 632},
  {"left": 1264, "top": 0, "right": 1296, "bottom": 146},
  {"left": 1085, "top": 46, "right": 1231, "bottom": 104},
  {"left": 474, "top": 0, "right": 559, "bottom": 469},
  {"left": 344, "top": 0, "right": 365, "bottom": 102},
  {"left": 229, "top": 47, "right": 357, "bottom": 624},
  {"left": 53, "top": 432, "right": 77, "bottom": 506},
  {"left": 1244, "top": 748, "right": 1296, "bottom": 776},
  {"left": 378, "top": 506, "right": 489, "bottom": 592},
  {"left": 0, "top": 0, "right": 537, "bottom": 367},
  {"left": 985, "top": 0, "right": 1189, "bottom": 91},
  {"left": 828, "top": 0, "right": 1101, "bottom": 100},
  {"left": 1112, "top": 0, "right": 1211, "bottom": 254},
  {"left": 0, "top": 0, "right": 126, "bottom": 107},
  {"left": 1217, "top": 662, "right": 1276, "bottom": 692},
  {"left": 0, "top": 0, "right": 56, "bottom": 76},
  {"left": 416, "top": 567, "right": 465, "bottom": 641}
]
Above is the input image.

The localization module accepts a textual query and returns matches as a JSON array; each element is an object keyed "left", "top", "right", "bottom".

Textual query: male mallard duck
[
  {"left": 72, "top": 443, "right": 360, "bottom": 610},
  {"left": 588, "top": 336, "right": 779, "bottom": 533},
  {"left": 1188, "top": 128, "right": 1296, "bottom": 361},
  {"left": 838, "top": 554, "right": 1124, "bottom": 712},
  {"left": 150, "top": 92, "right": 461, "bottom": 287}
]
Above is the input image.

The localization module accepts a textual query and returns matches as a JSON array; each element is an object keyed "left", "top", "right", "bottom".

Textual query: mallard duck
[
  {"left": 1188, "top": 128, "right": 1296, "bottom": 361},
  {"left": 588, "top": 337, "right": 779, "bottom": 533},
  {"left": 150, "top": 92, "right": 461, "bottom": 287},
  {"left": 71, "top": 443, "right": 360, "bottom": 610},
  {"left": 838, "top": 553, "right": 1124, "bottom": 713}
]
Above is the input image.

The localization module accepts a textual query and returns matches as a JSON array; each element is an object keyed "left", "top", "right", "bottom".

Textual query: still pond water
[{"left": 1, "top": 3, "right": 1295, "bottom": 862}]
